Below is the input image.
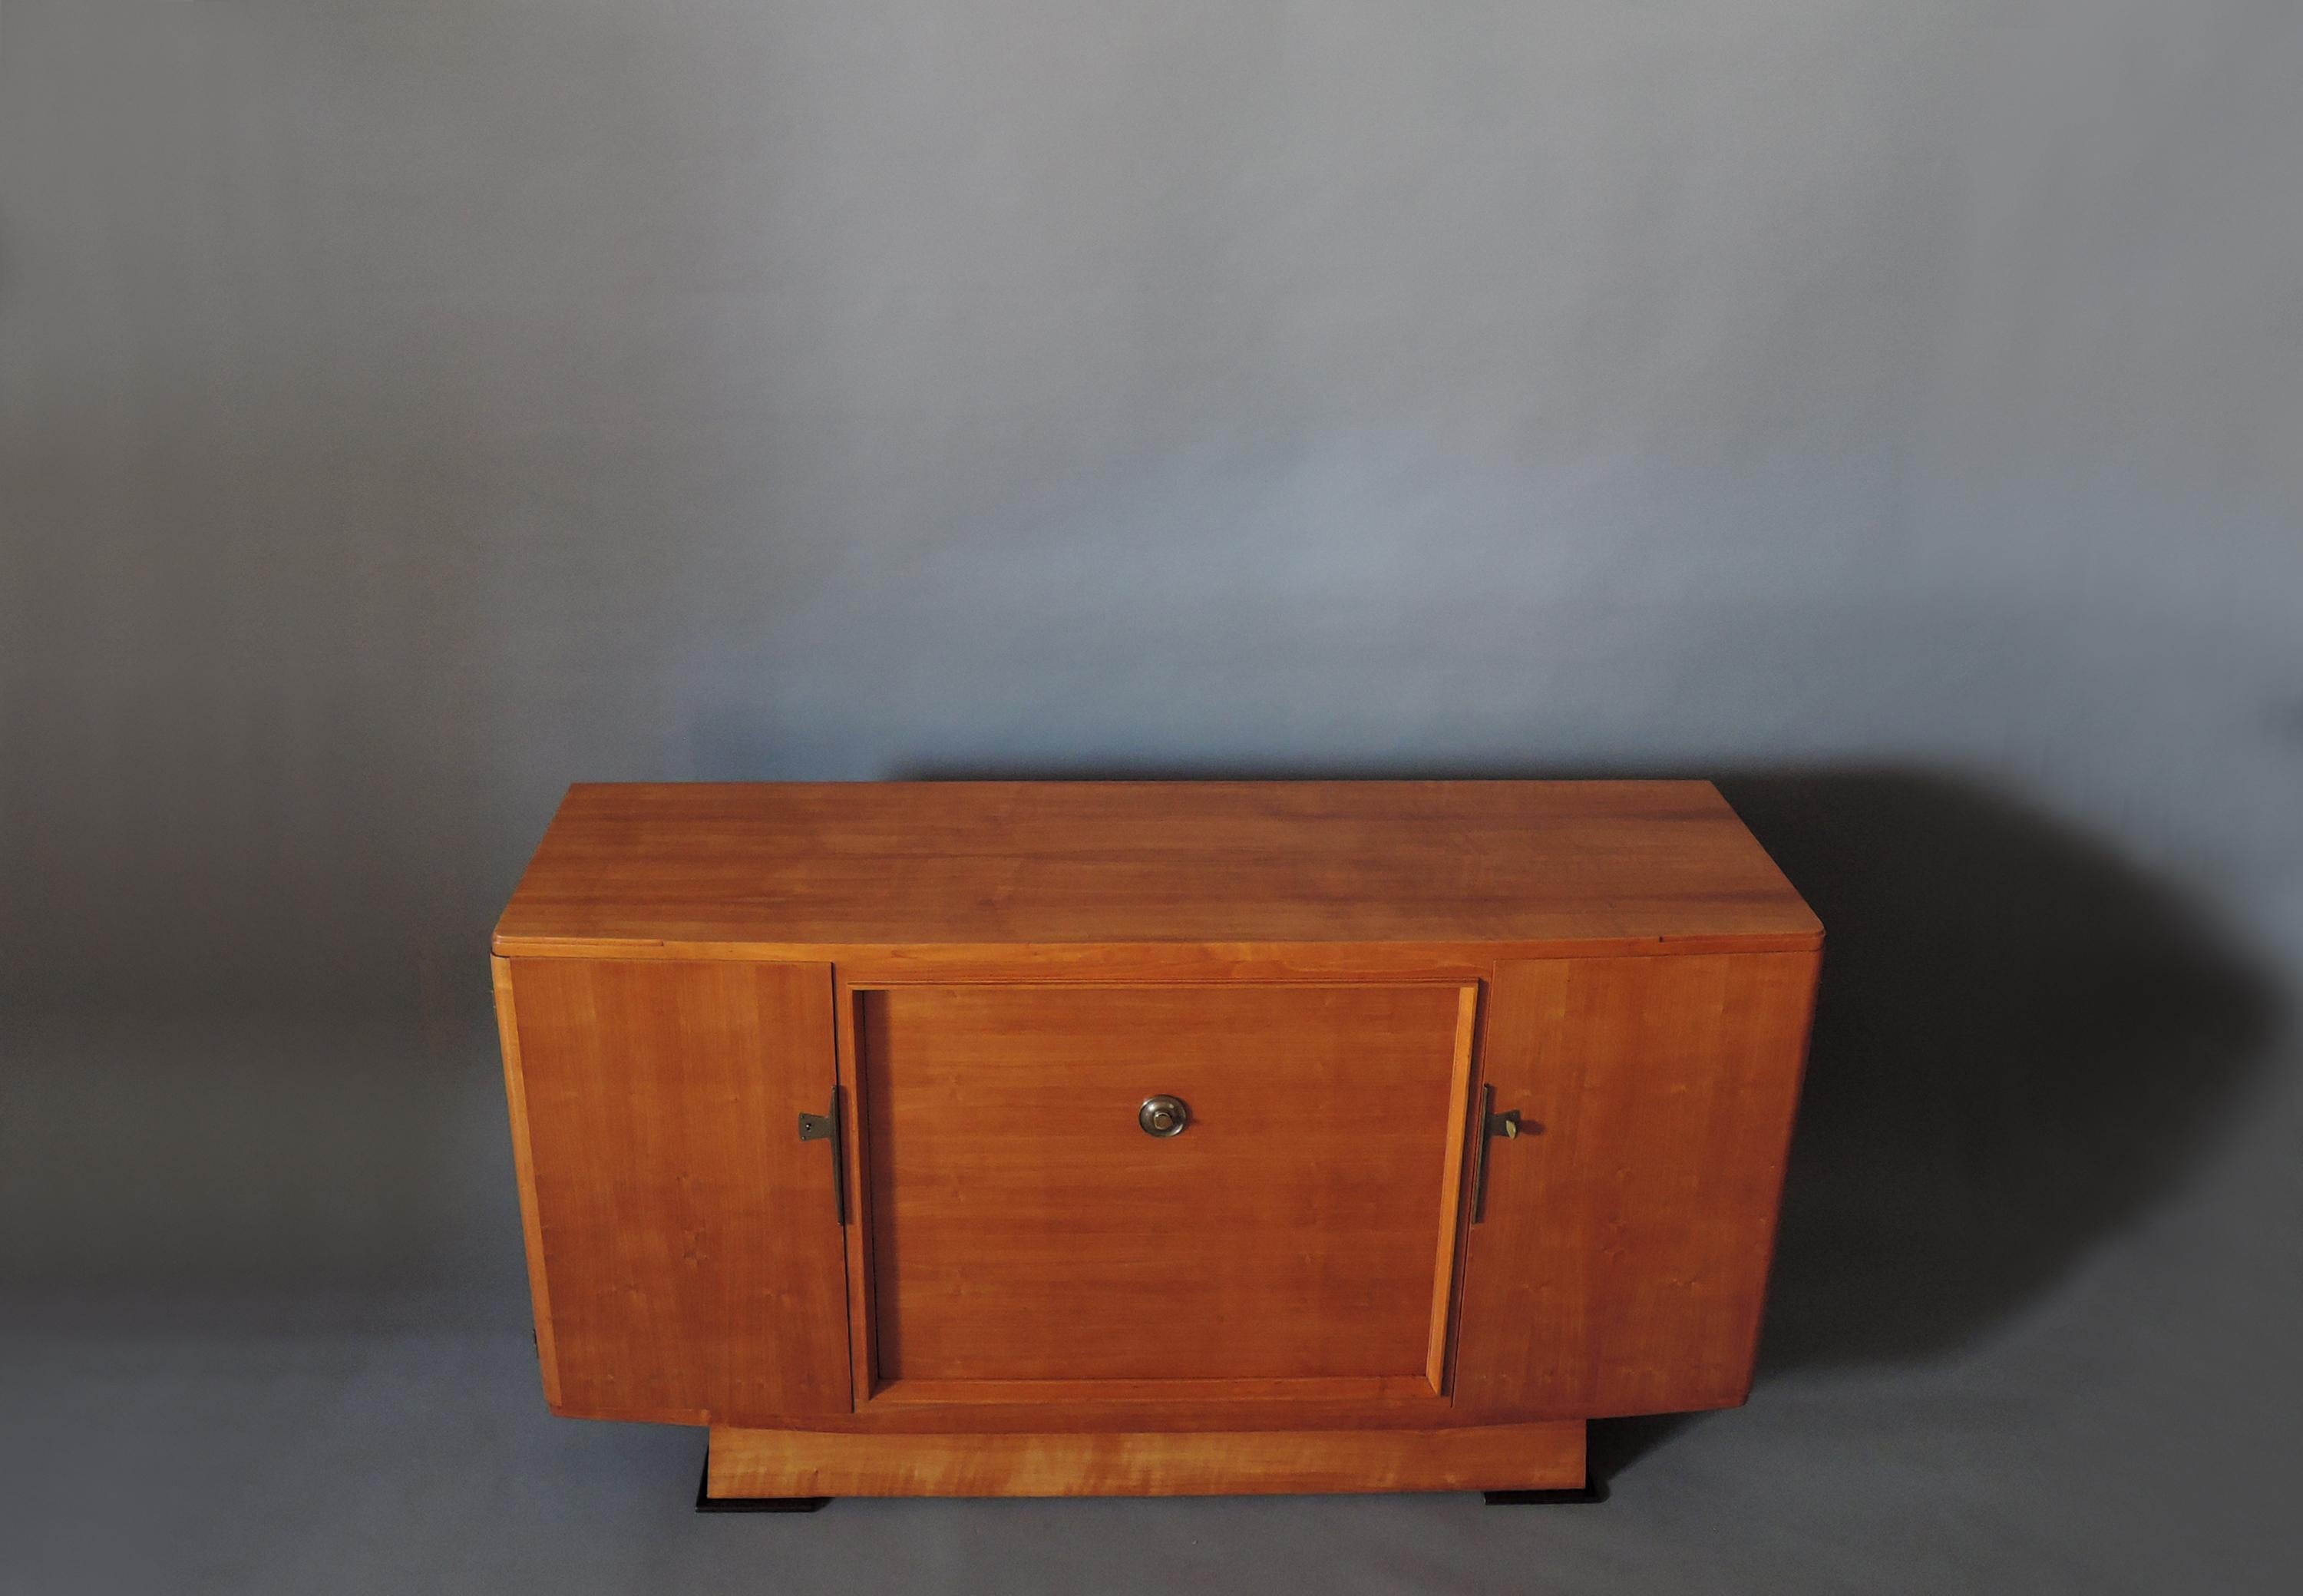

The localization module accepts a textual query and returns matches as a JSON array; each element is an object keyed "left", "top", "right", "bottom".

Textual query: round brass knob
[{"left": 1138, "top": 1095, "right": 1189, "bottom": 1137}]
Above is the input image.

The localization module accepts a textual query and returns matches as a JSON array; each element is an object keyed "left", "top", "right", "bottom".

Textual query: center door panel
[{"left": 844, "top": 981, "right": 1479, "bottom": 1408}]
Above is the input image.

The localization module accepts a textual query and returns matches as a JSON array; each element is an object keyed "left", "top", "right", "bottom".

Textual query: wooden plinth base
[{"left": 702, "top": 1420, "right": 1584, "bottom": 1500}]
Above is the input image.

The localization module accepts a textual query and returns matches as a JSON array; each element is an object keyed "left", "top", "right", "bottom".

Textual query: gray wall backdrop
[{"left": 3, "top": 0, "right": 2298, "bottom": 1424}]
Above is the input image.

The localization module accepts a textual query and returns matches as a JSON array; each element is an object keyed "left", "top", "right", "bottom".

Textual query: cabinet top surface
[{"left": 492, "top": 780, "right": 1819, "bottom": 957}]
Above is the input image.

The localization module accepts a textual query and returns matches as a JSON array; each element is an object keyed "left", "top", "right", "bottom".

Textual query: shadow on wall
[
  {"left": 899, "top": 760, "right": 2282, "bottom": 1382},
  {"left": 1718, "top": 770, "right": 2279, "bottom": 1374}
]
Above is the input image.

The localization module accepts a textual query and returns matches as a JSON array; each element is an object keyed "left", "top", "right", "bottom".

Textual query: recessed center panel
[{"left": 857, "top": 982, "right": 1471, "bottom": 1392}]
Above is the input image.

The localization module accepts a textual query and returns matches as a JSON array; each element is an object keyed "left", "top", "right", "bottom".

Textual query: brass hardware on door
[
  {"left": 1138, "top": 1095, "right": 1190, "bottom": 1137},
  {"left": 1469, "top": 1084, "right": 1535, "bottom": 1224},
  {"left": 796, "top": 1089, "right": 846, "bottom": 1223}
]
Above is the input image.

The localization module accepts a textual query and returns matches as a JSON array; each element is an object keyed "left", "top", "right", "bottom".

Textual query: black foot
[
  {"left": 695, "top": 1452, "right": 832, "bottom": 1513},
  {"left": 1483, "top": 1476, "right": 1608, "bottom": 1505}
]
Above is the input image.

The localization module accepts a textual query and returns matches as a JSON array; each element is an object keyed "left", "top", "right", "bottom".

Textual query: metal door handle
[
  {"left": 1469, "top": 1084, "right": 1534, "bottom": 1223},
  {"left": 796, "top": 1089, "right": 845, "bottom": 1223}
]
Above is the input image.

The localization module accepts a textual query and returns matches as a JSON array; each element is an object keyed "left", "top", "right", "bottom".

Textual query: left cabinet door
[{"left": 494, "top": 957, "right": 851, "bottom": 1423}]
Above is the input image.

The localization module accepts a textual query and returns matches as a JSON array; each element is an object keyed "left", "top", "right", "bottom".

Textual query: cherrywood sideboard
[{"left": 490, "top": 780, "right": 1822, "bottom": 1505}]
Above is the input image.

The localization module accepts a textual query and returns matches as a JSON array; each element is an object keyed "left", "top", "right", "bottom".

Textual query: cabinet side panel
[
  {"left": 492, "top": 956, "right": 560, "bottom": 1407},
  {"left": 507, "top": 959, "right": 851, "bottom": 1421},
  {"left": 1455, "top": 952, "right": 1820, "bottom": 1417}
]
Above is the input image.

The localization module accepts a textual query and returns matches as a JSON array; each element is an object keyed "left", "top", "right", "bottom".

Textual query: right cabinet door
[{"left": 1452, "top": 952, "right": 1820, "bottom": 1417}]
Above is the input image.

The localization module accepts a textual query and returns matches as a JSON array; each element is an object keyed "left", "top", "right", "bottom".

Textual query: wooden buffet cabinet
[{"left": 491, "top": 781, "right": 1821, "bottom": 1505}]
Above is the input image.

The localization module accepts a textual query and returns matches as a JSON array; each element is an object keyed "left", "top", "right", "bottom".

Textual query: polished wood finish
[
  {"left": 854, "top": 981, "right": 1472, "bottom": 1398},
  {"left": 490, "top": 779, "right": 1822, "bottom": 1498},
  {"left": 1453, "top": 953, "right": 1821, "bottom": 1417},
  {"left": 491, "top": 957, "right": 560, "bottom": 1409},
  {"left": 500, "top": 958, "right": 851, "bottom": 1422},
  {"left": 493, "top": 781, "right": 1821, "bottom": 960},
  {"left": 705, "top": 1419, "right": 1585, "bottom": 1499}
]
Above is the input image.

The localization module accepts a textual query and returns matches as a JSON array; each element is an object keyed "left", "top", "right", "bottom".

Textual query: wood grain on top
[{"left": 491, "top": 781, "right": 1818, "bottom": 957}]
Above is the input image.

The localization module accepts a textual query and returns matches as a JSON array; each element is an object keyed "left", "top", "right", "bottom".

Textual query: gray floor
[{"left": 6, "top": 1056, "right": 2296, "bottom": 1595}]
